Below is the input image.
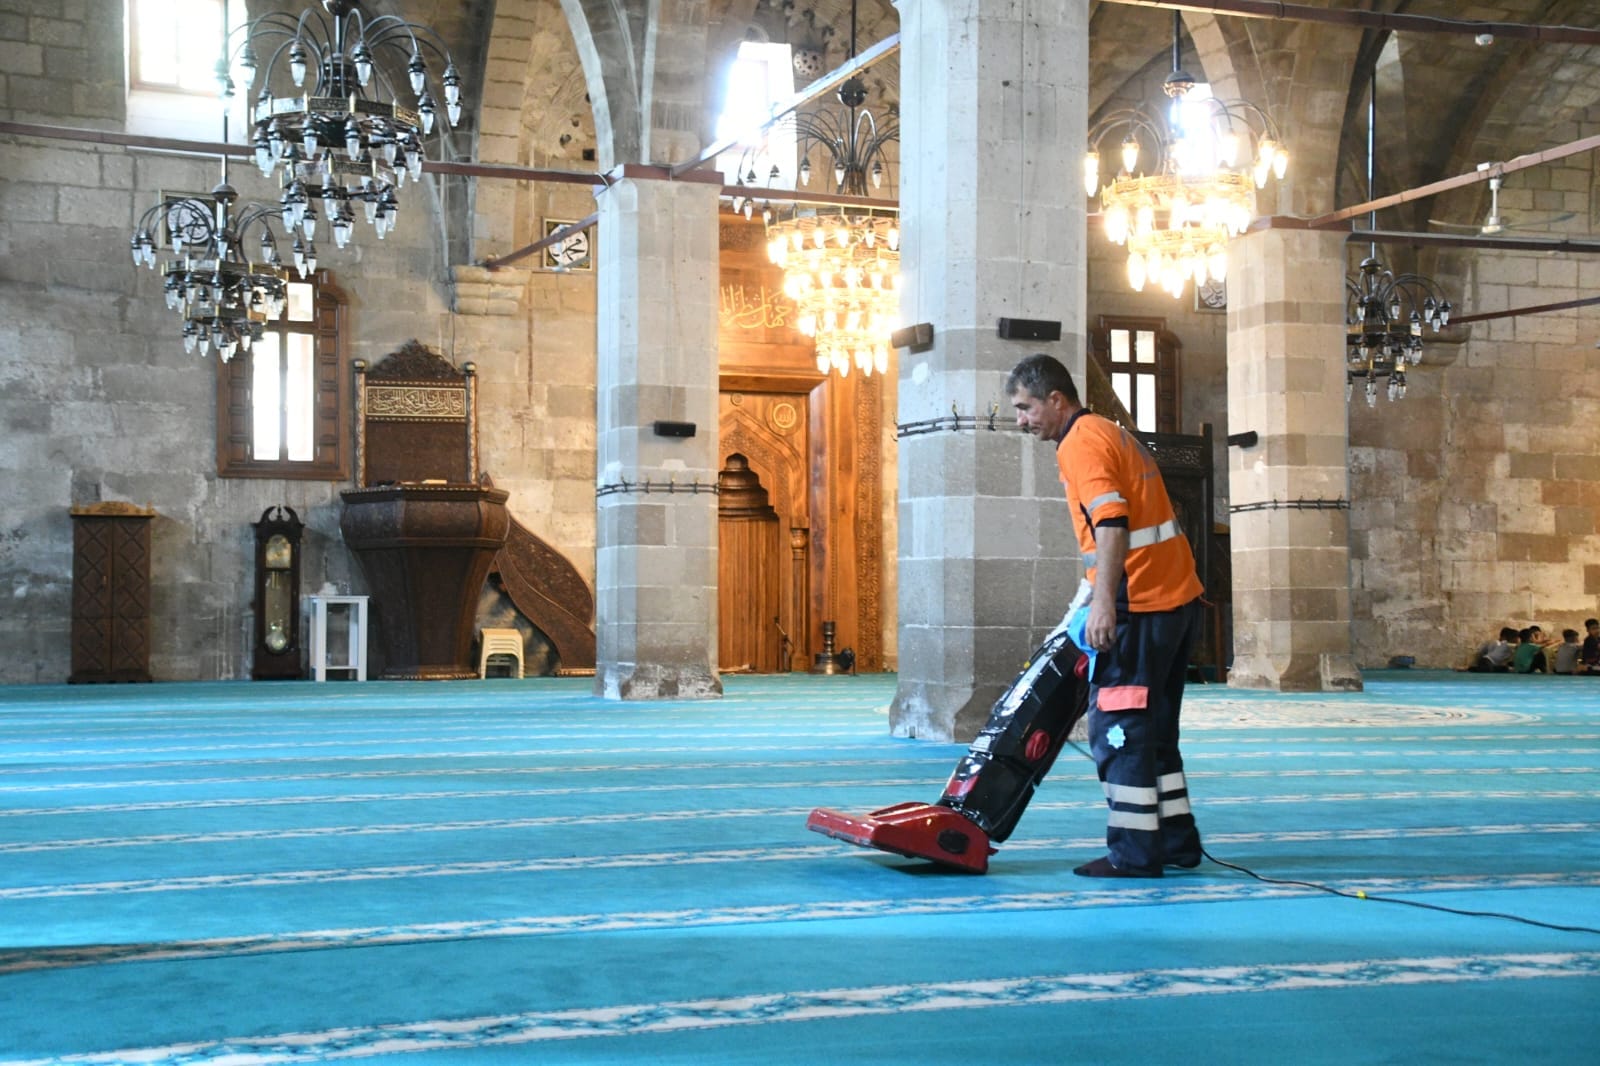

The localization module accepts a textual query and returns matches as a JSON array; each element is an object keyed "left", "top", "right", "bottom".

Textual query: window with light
[
  {"left": 128, "top": 0, "right": 226, "bottom": 94},
  {"left": 217, "top": 272, "right": 349, "bottom": 480},
  {"left": 715, "top": 41, "right": 797, "bottom": 189},
  {"left": 126, "top": 0, "right": 247, "bottom": 140}
]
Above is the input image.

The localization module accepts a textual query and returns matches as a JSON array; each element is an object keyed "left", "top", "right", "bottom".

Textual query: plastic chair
[{"left": 478, "top": 628, "right": 525, "bottom": 679}]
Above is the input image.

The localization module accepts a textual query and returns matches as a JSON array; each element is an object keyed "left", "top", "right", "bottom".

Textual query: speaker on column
[{"left": 996, "top": 318, "right": 1062, "bottom": 342}]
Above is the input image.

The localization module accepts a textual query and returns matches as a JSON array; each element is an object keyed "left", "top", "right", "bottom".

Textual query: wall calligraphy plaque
[{"left": 366, "top": 385, "right": 468, "bottom": 421}]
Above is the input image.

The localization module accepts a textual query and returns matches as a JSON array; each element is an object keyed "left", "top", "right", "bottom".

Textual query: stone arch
[
  {"left": 470, "top": 0, "right": 598, "bottom": 262},
  {"left": 555, "top": 0, "right": 727, "bottom": 168},
  {"left": 1186, "top": 12, "right": 1359, "bottom": 218},
  {"left": 558, "top": 0, "right": 646, "bottom": 170}
]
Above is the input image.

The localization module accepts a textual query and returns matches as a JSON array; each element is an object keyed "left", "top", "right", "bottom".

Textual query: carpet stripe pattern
[{"left": 1, "top": 671, "right": 1597, "bottom": 1063}]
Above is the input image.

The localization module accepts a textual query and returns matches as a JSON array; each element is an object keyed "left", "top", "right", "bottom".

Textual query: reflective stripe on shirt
[{"left": 1080, "top": 517, "right": 1184, "bottom": 569}]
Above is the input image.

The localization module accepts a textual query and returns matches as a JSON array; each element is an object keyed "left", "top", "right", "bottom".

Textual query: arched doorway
[{"left": 717, "top": 454, "right": 782, "bottom": 673}]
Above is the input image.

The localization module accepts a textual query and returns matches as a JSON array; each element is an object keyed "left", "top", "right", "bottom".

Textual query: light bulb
[
  {"left": 352, "top": 45, "right": 373, "bottom": 88},
  {"left": 1120, "top": 136, "right": 1140, "bottom": 174}
]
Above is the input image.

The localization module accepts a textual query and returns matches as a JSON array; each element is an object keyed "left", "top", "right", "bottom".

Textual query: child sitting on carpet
[
  {"left": 1512, "top": 626, "right": 1551, "bottom": 673},
  {"left": 1553, "top": 629, "right": 1582, "bottom": 675},
  {"left": 1462, "top": 627, "right": 1518, "bottom": 672},
  {"left": 1580, "top": 618, "right": 1600, "bottom": 674}
]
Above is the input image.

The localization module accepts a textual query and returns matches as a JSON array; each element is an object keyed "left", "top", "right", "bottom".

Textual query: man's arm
[{"left": 1085, "top": 524, "right": 1128, "bottom": 652}]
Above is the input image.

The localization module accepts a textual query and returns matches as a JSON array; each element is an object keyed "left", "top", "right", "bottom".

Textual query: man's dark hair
[
  {"left": 1587, "top": 618, "right": 1599, "bottom": 629},
  {"left": 1564, "top": 629, "right": 1580, "bottom": 642},
  {"left": 1518, "top": 627, "right": 1535, "bottom": 641},
  {"left": 1006, "top": 353, "right": 1080, "bottom": 405},
  {"left": 1499, "top": 627, "right": 1519, "bottom": 641}
]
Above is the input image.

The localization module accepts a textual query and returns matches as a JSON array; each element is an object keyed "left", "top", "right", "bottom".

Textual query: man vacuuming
[
  {"left": 1008, "top": 353, "right": 1205, "bottom": 877},
  {"left": 807, "top": 354, "right": 1205, "bottom": 876}
]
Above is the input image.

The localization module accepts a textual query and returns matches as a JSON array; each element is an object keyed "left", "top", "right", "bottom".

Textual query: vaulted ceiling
[{"left": 423, "top": 0, "right": 1599, "bottom": 235}]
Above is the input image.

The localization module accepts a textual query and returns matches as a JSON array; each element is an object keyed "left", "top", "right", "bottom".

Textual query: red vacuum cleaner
[{"left": 807, "top": 630, "right": 1089, "bottom": 873}]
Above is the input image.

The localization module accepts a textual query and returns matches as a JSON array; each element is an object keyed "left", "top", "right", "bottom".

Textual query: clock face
[
  {"left": 264, "top": 533, "right": 293, "bottom": 570},
  {"left": 544, "top": 220, "right": 593, "bottom": 270}
]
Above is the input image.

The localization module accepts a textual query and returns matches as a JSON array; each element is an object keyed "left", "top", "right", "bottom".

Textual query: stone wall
[
  {"left": 0, "top": 0, "right": 599, "bottom": 683},
  {"left": 1349, "top": 223, "right": 1600, "bottom": 667}
]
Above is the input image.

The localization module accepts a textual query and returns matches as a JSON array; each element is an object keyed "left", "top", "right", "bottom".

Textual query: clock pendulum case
[{"left": 252, "top": 505, "right": 305, "bottom": 680}]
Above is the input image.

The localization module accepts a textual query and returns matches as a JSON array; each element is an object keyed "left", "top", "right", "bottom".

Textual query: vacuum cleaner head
[
  {"left": 806, "top": 802, "right": 995, "bottom": 873},
  {"left": 806, "top": 633, "right": 1088, "bottom": 875}
]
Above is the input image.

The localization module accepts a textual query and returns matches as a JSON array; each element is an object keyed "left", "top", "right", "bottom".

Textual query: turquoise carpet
[{"left": 0, "top": 671, "right": 1596, "bottom": 1063}]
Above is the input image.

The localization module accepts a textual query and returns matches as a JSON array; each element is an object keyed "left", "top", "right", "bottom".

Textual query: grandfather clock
[{"left": 252, "top": 505, "right": 304, "bottom": 680}]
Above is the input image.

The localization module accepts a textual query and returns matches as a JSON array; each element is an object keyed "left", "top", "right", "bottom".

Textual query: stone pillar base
[
  {"left": 1226, "top": 652, "right": 1364, "bottom": 692},
  {"left": 597, "top": 662, "right": 723, "bottom": 701},
  {"left": 890, "top": 681, "right": 1006, "bottom": 744}
]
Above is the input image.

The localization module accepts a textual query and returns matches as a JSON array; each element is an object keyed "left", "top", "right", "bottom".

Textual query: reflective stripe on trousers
[{"left": 1086, "top": 598, "right": 1202, "bottom": 872}]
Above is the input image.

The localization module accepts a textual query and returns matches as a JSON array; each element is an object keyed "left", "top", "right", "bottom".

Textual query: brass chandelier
[
  {"left": 734, "top": 2, "right": 900, "bottom": 379},
  {"left": 1085, "top": 11, "right": 1287, "bottom": 297},
  {"left": 762, "top": 98, "right": 900, "bottom": 381}
]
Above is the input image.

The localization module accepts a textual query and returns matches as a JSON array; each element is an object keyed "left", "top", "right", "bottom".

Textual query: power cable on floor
[{"left": 1063, "top": 739, "right": 1600, "bottom": 936}]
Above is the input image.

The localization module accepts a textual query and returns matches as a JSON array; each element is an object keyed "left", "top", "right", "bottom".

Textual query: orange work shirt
[{"left": 1056, "top": 412, "right": 1203, "bottom": 612}]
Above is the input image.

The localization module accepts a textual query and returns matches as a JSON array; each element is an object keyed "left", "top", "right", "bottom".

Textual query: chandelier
[
  {"left": 1085, "top": 11, "right": 1287, "bottom": 297},
  {"left": 733, "top": 4, "right": 900, "bottom": 379},
  {"left": 226, "top": 0, "right": 465, "bottom": 257},
  {"left": 1345, "top": 256, "right": 1453, "bottom": 404},
  {"left": 130, "top": 174, "right": 290, "bottom": 362}
]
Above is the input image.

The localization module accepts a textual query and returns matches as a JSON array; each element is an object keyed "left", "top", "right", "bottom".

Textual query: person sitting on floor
[
  {"left": 1553, "top": 629, "right": 1582, "bottom": 675},
  {"left": 1513, "top": 626, "right": 1550, "bottom": 673},
  {"left": 1580, "top": 618, "right": 1600, "bottom": 674},
  {"left": 1464, "top": 627, "right": 1519, "bottom": 672}
]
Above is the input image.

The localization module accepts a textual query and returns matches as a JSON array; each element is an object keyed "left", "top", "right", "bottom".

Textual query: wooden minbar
[
  {"left": 341, "top": 341, "right": 509, "bottom": 679},
  {"left": 340, "top": 485, "right": 509, "bottom": 679}
]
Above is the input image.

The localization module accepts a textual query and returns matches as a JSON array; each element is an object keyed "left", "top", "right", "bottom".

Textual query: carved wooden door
[{"left": 70, "top": 506, "right": 154, "bottom": 683}]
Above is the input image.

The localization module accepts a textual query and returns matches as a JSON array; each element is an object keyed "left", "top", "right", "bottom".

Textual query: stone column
[
  {"left": 593, "top": 167, "right": 723, "bottom": 700},
  {"left": 1226, "top": 225, "right": 1362, "bottom": 691},
  {"left": 889, "top": 0, "right": 1090, "bottom": 742}
]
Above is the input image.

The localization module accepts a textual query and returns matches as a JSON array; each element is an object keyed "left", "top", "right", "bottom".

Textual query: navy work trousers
[{"left": 1086, "top": 597, "right": 1203, "bottom": 873}]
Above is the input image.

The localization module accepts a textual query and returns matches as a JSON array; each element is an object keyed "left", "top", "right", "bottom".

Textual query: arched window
[
  {"left": 715, "top": 41, "right": 797, "bottom": 188},
  {"left": 216, "top": 271, "right": 350, "bottom": 480}
]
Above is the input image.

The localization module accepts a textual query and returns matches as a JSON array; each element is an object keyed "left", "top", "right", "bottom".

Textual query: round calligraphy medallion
[{"left": 770, "top": 401, "right": 799, "bottom": 433}]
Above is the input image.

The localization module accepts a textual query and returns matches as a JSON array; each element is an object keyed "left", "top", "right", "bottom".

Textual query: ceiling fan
[{"left": 1429, "top": 169, "right": 1575, "bottom": 236}]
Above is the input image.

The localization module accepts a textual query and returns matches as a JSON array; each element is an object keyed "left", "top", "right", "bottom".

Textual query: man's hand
[
  {"left": 1085, "top": 598, "right": 1117, "bottom": 651},
  {"left": 1087, "top": 524, "right": 1129, "bottom": 652}
]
